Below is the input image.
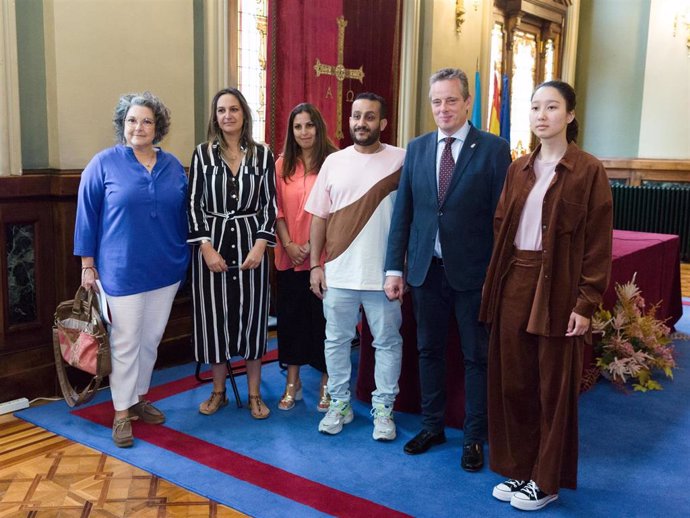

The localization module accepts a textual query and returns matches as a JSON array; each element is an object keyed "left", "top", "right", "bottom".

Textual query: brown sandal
[
  {"left": 248, "top": 394, "right": 271, "bottom": 419},
  {"left": 199, "top": 390, "right": 228, "bottom": 415}
]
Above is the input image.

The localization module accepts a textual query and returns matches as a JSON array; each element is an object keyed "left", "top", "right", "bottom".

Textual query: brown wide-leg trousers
[{"left": 488, "top": 250, "right": 583, "bottom": 495}]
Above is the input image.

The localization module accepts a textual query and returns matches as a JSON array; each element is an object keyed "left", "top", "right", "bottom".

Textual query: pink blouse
[
  {"left": 274, "top": 157, "right": 322, "bottom": 272},
  {"left": 513, "top": 157, "right": 558, "bottom": 251}
]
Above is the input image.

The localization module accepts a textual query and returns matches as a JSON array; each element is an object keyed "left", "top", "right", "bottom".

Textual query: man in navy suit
[{"left": 384, "top": 68, "right": 511, "bottom": 471}]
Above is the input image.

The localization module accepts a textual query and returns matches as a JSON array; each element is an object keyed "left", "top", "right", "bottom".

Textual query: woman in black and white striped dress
[{"left": 187, "top": 88, "right": 277, "bottom": 419}]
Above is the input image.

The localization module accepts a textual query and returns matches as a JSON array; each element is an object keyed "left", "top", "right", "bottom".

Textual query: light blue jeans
[{"left": 322, "top": 287, "right": 402, "bottom": 407}]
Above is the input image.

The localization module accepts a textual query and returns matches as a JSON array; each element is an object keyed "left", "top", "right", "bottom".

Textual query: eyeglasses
[{"left": 125, "top": 117, "right": 155, "bottom": 128}]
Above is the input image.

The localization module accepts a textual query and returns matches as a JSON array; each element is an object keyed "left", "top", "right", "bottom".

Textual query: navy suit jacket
[{"left": 385, "top": 125, "right": 511, "bottom": 291}]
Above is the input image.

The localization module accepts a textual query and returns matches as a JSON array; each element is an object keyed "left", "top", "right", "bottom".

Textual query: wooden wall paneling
[
  {"left": 601, "top": 158, "right": 690, "bottom": 186},
  {"left": 0, "top": 173, "right": 83, "bottom": 401},
  {"left": 157, "top": 289, "right": 194, "bottom": 366},
  {"left": 0, "top": 199, "right": 58, "bottom": 400},
  {"left": 0, "top": 347, "right": 58, "bottom": 400},
  {"left": 0, "top": 201, "right": 55, "bottom": 349},
  {"left": 51, "top": 200, "right": 81, "bottom": 301},
  {"left": 50, "top": 174, "right": 82, "bottom": 301},
  {"left": 0, "top": 172, "right": 195, "bottom": 400}
]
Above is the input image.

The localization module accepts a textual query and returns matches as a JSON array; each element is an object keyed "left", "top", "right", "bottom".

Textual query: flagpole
[{"left": 470, "top": 59, "right": 482, "bottom": 129}]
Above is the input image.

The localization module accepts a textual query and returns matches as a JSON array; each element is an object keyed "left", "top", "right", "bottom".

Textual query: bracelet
[
  {"left": 81, "top": 266, "right": 96, "bottom": 277},
  {"left": 309, "top": 265, "right": 322, "bottom": 271}
]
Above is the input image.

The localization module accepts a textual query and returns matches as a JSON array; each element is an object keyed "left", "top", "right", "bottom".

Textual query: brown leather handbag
[{"left": 52, "top": 286, "right": 111, "bottom": 407}]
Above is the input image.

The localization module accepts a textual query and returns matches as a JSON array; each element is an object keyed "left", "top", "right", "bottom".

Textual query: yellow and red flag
[{"left": 488, "top": 71, "right": 501, "bottom": 136}]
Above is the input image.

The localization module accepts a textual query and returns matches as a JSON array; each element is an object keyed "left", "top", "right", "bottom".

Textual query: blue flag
[
  {"left": 499, "top": 74, "right": 511, "bottom": 142},
  {"left": 471, "top": 70, "right": 482, "bottom": 129}
]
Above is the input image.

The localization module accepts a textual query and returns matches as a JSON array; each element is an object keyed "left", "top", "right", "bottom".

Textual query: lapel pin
[{"left": 470, "top": 143, "right": 476, "bottom": 148}]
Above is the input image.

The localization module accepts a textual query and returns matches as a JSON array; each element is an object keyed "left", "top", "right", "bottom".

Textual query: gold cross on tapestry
[{"left": 313, "top": 16, "right": 365, "bottom": 139}]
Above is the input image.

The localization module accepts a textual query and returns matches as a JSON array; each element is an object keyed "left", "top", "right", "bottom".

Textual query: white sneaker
[
  {"left": 510, "top": 480, "right": 558, "bottom": 511},
  {"left": 371, "top": 404, "right": 396, "bottom": 441},
  {"left": 318, "top": 400, "right": 353, "bottom": 435},
  {"left": 492, "top": 479, "right": 527, "bottom": 502}
]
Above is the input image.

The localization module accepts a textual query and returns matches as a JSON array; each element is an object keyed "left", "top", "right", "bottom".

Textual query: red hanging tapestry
[{"left": 266, "top": 0, "right": 403, "bottom": 152}]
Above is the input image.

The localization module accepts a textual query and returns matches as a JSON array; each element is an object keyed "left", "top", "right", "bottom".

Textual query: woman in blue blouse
[{"left": 74, "top": 92, "right": 189, "bottom": 448}]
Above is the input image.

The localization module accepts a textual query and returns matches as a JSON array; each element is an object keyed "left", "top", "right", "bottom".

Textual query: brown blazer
[{"left": 479, "top": 142, "right": 613, "bottom": 339}]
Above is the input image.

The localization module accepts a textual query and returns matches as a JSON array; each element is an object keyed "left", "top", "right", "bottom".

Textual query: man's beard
[{"left": 350, "top": 126, "right": 380, "bottom": 146}]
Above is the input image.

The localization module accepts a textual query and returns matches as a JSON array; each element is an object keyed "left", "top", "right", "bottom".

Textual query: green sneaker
[
  {"left": 318, "top": 399, "right": 353, "bottom": 434},
  {"left": 371, "top": 404, "right": 396, "bottom": 441}
]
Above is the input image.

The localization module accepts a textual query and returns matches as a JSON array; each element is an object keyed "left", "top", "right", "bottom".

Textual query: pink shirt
[
  {"left": 514, "top": 157, "right": 558, "bottom": 250},
  {"left": 274, "top": 157, "right": 320, "bottom": 271},
  {"left": 305, "top": 144, "right": 405, "bottom": 290}
]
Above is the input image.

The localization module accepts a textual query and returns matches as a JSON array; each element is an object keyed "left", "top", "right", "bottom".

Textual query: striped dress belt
[{"left": 206, "top": 211, "right": 258, "bottom": 219}]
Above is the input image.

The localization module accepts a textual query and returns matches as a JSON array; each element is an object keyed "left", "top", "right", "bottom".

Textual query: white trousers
[{"left": 105, "top": 282, "right": 180, "bottom": 411}]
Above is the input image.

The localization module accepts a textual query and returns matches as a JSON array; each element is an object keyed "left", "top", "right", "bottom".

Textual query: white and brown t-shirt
[{"left": 305, "top": 144, "right": 405, "bottom": 291}]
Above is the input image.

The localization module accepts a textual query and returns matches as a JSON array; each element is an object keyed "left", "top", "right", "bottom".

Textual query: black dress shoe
[
  {"left": 404, "top": 429, "right": 447, "bottom": 455},
  {"left": 461, "top": 442, "right": 484, "bottom": 472}
]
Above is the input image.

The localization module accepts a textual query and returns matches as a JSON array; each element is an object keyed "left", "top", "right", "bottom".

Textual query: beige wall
[
  {"left": 43, "top": 0, "right": 194, "bottom": 169},
  {"left": 415, "top": 0, "right": 490, "bottom": 135},
  {"left": 638, "top": 0, "right": 690, "bottom": 159}
]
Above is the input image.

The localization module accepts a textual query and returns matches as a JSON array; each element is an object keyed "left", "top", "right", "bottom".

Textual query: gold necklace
[
  {"left": 136, "top": 151, "right": 156, "bottom": 169},
  {"left": 223, "top": 147, "right": 242, "bottom": 162}
]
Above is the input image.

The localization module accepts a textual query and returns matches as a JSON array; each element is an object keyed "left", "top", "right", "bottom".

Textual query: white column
[
  {"left": 0, "top": 0, "right": 22, "bottom": 176},
  {"left": 397, "top": 0, "right": 421, "bottom": 147},
  {"left": 204, "top": 0, "right": 229, "bottom": 109},
  {"left": 561, "top": 0, "right": 581, "bottom": 84}
]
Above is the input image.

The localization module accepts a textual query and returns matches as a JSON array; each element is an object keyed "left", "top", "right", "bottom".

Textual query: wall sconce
[
  {"left": 455, "top": 0, "right": 479, "bottom": 35},
  {"left": 673, "top": 9, "right": 690, "bottom": 55},
  {"left": 455, "top": 0, "right": 465, "bottom": 34}
]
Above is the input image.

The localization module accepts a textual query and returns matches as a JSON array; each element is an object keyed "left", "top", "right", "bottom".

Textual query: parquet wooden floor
[
  {"left": 2, "top": 272, "right": 688, "bottom": 517},
  {"left": 0, "top": 414, "right": 245, "bottom": 517}
]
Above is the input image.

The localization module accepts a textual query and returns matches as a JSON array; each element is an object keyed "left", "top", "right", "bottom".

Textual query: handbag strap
[
  {"left": 52, "top": 328, "right": 104, "bottom": 407},
  {"left": 53, "top": 285, "right": 110, "bottom": 408},
  {"left": 71, "top": 286, "right": 94, "bottom": 318}
]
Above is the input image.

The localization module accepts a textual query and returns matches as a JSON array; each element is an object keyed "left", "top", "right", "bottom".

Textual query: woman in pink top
[{"left": 274, "top": 103, "right": 337, "bottom": 411}]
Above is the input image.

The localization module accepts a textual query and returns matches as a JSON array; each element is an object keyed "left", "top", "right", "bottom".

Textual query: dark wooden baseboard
[{"left": 0, "top": 172, "right": 193, "bottom": 401}]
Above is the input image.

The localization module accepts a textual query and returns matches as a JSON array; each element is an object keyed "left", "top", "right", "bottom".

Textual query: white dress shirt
[
  {"left": 434, "top": 122, "right": 470, "bottom": 257},
  {"left": 385, "top": 122, "right": 471, "bottom": 278}
]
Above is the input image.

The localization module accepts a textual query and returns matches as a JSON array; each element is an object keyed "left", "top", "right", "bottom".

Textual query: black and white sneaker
[
  {"left": 492, "top": 479, "right": 527, "bottom": 502},
  {"left": 510, "top": 480, "right": 558, "bottom": 511}
]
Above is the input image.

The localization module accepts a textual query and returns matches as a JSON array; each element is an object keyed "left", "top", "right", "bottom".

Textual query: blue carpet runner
[{"left": 17, "top": 313, "right": 690, "bottom": 517}]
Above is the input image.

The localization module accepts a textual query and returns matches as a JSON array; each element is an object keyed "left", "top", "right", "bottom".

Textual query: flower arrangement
[{"left": 591, "top": 274, "right": 675, "bottom": 392}]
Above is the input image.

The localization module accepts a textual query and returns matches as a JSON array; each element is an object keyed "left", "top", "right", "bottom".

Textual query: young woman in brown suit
[{"left": 480, "top": 81, "right": 613, "bottom": 511}]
